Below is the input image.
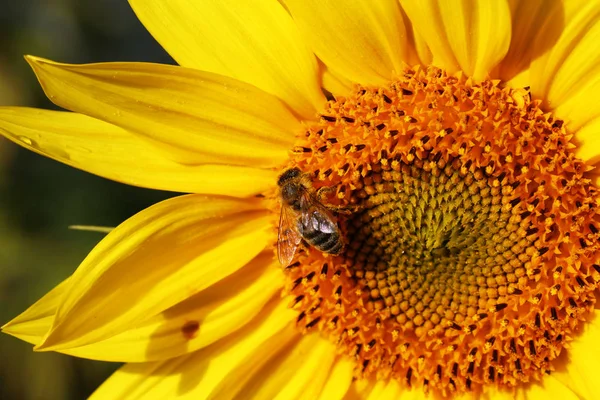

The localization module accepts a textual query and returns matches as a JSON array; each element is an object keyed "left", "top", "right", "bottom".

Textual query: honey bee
[{"left": 277, "top": 167, "right": 344, "bottom": 266}]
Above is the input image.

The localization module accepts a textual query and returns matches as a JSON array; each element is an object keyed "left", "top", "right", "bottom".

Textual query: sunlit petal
[
  {"left": 27, "top": 56, "right": 299, "bottom": 167},
  {"left": 400, "top": 0, "right": 511, "bottom": 80},
  {"left": 573, "top": 117, "right": 600, "bottom": 165},
  {"left": 317, "top": 357, "right": 354, "bottom": 400},
  {"left": 322, "top": 65, "right": 355, "bottom": 98},
  {"left": 238, "top": 334, "right": 337, "bottom": 399},
  {"left": 36, "top": 195, "right": 272, "bottom": 351},
  {"left": 129, "top": 0, "right": 324, "bottom": 120},
  {"left": 89, "top": 301, "right": 298, "bottom": 400},
  {"left": 515, "top": 376, "right": 579, "bottom": 399},
  {"left": 528, "top": 0, "right": 600, "bottom": 131},
  {"left": 2, "top": 278, "right": 70, "bottom": 344},
  {"left": 0, "top": 107, "right": 277, "bottom": 196},
  {"left": 5, "top": 253, "right": 285, "bottom": 362},
  {"left": 365, "top": 381, "right": 391, "bottom": 400},
  {"left": 506, "top": 67, "right": 532, "bottom": 90},
  {"left": 343, "top": 379, "right": 375, "bottom": 400},
  {"left": 495, "top": 0, "right": 563, "bottom": 82},
  {"left": 551, "top": 310, "right": 600, "bottom": 399},
  {"left": 410, "top": 26, "right": 433, "bottom": 67},
  {"left": 284, "top": 0, "right": 410, "bottom": 85},
  {"left": 86, "top": 256, "right": 282, "bottom": 362}
]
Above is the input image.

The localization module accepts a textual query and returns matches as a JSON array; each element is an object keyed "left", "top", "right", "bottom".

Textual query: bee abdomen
[
  {"left": 301, "top": 228, "right": 323, "bottom": 241},
  {"left": 312, "top": 231, "right": 343, "bottom": 255},
  {"left": 297, "top": 214, "right": 344, "bottom": 256},
  {"left": 324, "top": 238, "right": 344, "bottom": 255}
]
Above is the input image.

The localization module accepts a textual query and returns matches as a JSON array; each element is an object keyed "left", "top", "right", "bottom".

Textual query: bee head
[{"left": 277, "top": 167, "right": 302, "bottom": 186}]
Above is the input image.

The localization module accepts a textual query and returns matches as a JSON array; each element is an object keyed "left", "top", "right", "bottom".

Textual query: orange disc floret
[{"left": 278, "top": 66, "right": 600, "bottom": 396}]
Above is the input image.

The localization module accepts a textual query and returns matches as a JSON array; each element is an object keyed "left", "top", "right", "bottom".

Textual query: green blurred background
[{"left": 0, "top": 1, "right": 177, "bottom": 398}]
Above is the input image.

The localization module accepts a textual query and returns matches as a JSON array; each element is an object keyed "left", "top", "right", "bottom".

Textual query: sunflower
[{"left": 3, "top": 0, "right": 600, "bottom": 398}]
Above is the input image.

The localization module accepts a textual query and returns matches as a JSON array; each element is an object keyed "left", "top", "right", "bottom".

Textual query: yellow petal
[
  {"left": 394, "top": 382, "right": 425, "bottom": 400},
  {"left": 26, "top": 56, "right": 299, "bottom": 168},
  {"left": 576, "top": 118, "right": 600, "bottom": 188},
  {"left": 367, "top": 381, "right": 421, "bottom": 400},
  {"left": 284, "top": 0, "right": 410, "bottom": 85},
  {"left": 364, "top": 381, "right": 389, "bottom": 400},
  {"left": 457, "top": 388, "right": 516, "bottom": 400},
  {"left": 3, "top": 315, "right": 53, "bottom": 346},
  {"left": 370, "top": 380, "right": 424, "bottom": 400},
  {"left": 2, "top": 278, "right": 70, "bottom": 344},
  {"left": 0, "top": 107, "right": 277, "bottom": 196},
  {"left": 82, "top": 254, "right": 282, "bottom": 361},
  {"left": 410, "top": 27, "right": 433, "bottom": 67},
  {"left": 317, "top": 357, "right": 355, "bottom": 400},
  {"left": 495, "top": 0, "right": 563, "bottom": 82},
  {"left": 89, "top": 300, "right": 298, "bottom": 400},
  {"left": 400, "top": 0, "right": 512, "bottom": 80},
  {"left": 322, "top": 65, "right": 355, "bottom": 99},
  {"left": 528, "top": 1, "right": 600, "bottom": 131},
  {"left": 551, "top": 310, "right": 600, "bottom": 399},
  {"left": 343, "top": 379, "right": 375, "bottom": 400},
  {"left": 129, "top": 0, "right": 324, "bottom": 120},
  {"left": 515, "top": 375, "right": 579, "bottom": 400},
  {"left": 5, "top": 253, "right": 283, "bottom": 362},
  {"left": 36, "top": 194, "right": 273, "bottom": 351},
  {"left": 240, "top": 334, "right": 337, "bottom": 399},
  {"left": 573, "top": 117, "right": 600, "bottom": 165},
  {"left": 507, "top": 68, "right": 532, "bottom": 91}
]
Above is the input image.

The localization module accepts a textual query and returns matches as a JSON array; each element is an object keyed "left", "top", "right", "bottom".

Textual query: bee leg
[
  {"left": 316, "top": 186, "right": 361, "bottom": 214},
  {"left": 316, "top": 185, "right": 337, "bottom": 201}
]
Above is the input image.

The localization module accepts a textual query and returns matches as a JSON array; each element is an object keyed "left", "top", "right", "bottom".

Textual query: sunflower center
[
  {"left": 278, "top": 66, "right": 600, "bottom": 396},
  {"left": 346, "top": 159, "right": 536, "bottom": 335}
]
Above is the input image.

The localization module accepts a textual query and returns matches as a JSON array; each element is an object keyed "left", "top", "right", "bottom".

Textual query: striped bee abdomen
[{"left": 299, "top": 210, "right": 344, "bottom": 255}]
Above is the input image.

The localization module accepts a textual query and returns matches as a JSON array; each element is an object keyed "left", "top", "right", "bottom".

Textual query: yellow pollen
[{"left": 275, "top": 66, "right": 600, "bottom": 397}]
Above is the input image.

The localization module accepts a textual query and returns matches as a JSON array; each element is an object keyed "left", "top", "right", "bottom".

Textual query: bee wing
[
  {"left": 277, "top": 204, "right": 302, "bottom": 266},
  {"left": 299, "top": 193, "right": 340, "bottom": 234}
]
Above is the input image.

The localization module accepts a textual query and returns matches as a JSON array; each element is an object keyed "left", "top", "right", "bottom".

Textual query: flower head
[{"left": 3, "top": 0, "right": 600, "bottom": 398}]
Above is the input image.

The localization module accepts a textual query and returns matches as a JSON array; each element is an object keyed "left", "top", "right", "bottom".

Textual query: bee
[{"left": 277, "top": 167, "right": 344, "bottom": 266}]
